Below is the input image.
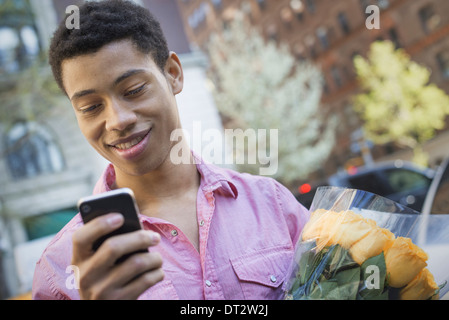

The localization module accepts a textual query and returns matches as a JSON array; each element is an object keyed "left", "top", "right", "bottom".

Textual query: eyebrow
[
  {"left": 70, "top": 69, "right": 147, "bottom": 101},
  {"left": 70, "top": 89, "right": 96, "bottom": 102},
  {"left": 113, "top": 69, "right": 146, "bottom": 86}
]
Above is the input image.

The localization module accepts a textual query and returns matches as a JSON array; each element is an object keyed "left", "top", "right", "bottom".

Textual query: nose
[{"left": 105, "top": 99, "right": 137, "bottom": 132}]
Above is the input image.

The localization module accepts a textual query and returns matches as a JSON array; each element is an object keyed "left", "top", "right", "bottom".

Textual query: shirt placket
[{"left": 198, "top": 186, "right": 225, "bottom": 299}]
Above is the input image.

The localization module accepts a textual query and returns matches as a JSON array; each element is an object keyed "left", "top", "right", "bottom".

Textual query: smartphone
[{"left": 77, "top": 188, "right": 147, "bottom": 262}]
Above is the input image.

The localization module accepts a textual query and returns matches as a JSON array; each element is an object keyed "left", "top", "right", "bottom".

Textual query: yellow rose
[
  {"left": 315, "top": 211, "right": 344, "bottom": 249},
  {"left": 399, "top": 268, "right": 439, "bottom": 300},
  {"left": 301, "top": 209, "right": 328, "bottom": 241},
  {"left": 384, "top": 237, "right": 428, "bottom": 288},
  {"left": 349, "top": 227, "right": 395, "bottom": 265},
  {"left": 303, "top": 210, "right": 383, "bottom": 252},
  {"left": 329, "top": 210, "right": 375, "bottom": 249},
  {"left": 301, "top": 209, "right": 341, "bottom": 249}
]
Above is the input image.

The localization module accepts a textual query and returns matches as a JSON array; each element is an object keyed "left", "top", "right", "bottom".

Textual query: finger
[
  {"left": 110, "top": 251, "right": 163, "bottom": 288},
  {"left": 72, "top": 213, "right": 124, "bottom": 260},
  {"left": 92, "top": 230, "right": 160, "bottom": 268},
  {"left": 81, "top": 245, "right": 163, "bottom": 300},
  {"left": 115, "top": 266, "right": 165, "bottom": 300}
]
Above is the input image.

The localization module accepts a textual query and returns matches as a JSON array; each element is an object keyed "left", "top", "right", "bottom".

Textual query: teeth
[{"left": 115, "top": 136, "right": 144, "bottom": 150}]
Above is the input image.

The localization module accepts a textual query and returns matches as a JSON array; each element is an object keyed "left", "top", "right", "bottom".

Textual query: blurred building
[
  {"left": 175, "top": 0, "right": 449, "bottom": 177},
  {"left": 0, "top": 0, "right": 223, "bottom": 298}
]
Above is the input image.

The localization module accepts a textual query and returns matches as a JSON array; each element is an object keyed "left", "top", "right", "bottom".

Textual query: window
[
  {"left": 306, "top": 0, "right": 315, "bottom": 14},
  {"left": 0, "top": 0, "right": 40, "bottom": 74},
  {"left": 331, "top": 66, "right": 343, "bottom": 88},
  {"left": 293, "top": 42, "right": 306, "bottom": 61},
  {"left": 348, "top": 172, "right": 391, "bottom": 196},
  {"left": 266, "top": 23, "right": 278, "bottom": 42},
  {"left": 338, "top": 12, "right": 350, "bottom": 35},
  {"left": 257, "top": 0, "right": 266, "bottom": 10},
  {"left": 436, "top": 51, "right": 449, "bottom": 79},
  {"left": 305, "top": 35, "right": 317, "bottom": 59},
  {"left": 0, "top": 25, "right": 39, "bottom": 73},
  {"left": 322, "top": 77, "right": 330, "bottom": 95},
  {"left": 385, "top": 169, "right": 431, "bottom": 194},
  {"left": 388, "top": 28, "right": 401, "bottom": 48},
  {"left": 280, "top": 7, "right": 294, "bottom": 26},
  {"left": 419, "top": 4, "right": 440, "bottom": 34},
  {"left": 377, "top": 0, "right": 389, "bottom": 10},
  {"left": 316, "top": 27, "right": 329, "bottom": 50},
  {"left": 309, "top": 44, "right": 318, "bottom": 59},
  {"left": 6, "top": 122, "right": 65, "bottom": 179},
  {"left": 290, "top": 0, "right": 305, "bottom": 21}
]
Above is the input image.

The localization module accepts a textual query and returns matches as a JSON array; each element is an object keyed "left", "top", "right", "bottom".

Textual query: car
[
  {"left": 296, "top": 160, "right": 435, "bottom": 212},
  {"left": 419, "top": 157, "right": 449, "bottom": 300},
  {"left": 421, "top": 157, "right": 449, "bottom": 215}
]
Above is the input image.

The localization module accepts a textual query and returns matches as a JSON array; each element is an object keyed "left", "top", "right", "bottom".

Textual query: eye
[
  {"left": 124, "top": 84, "right": 146, "bottom": 97},
  {"left": 80, "top": 104, "right": 102, "bottom": 114}
]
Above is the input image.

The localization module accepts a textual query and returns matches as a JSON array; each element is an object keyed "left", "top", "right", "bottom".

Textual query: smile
[
  {"left": 108, "top": 129, "right": 152, "bottom": 160},
  {"left": 114, "top": 135, "right": 145, "bottom": 150}
]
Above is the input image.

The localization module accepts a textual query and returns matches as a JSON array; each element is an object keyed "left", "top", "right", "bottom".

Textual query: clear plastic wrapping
[{"left": 284, "top": 186, "right": 449, "bottom": 300}]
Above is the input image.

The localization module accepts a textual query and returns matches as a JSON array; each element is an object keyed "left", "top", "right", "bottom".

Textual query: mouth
[
  {"left": 108, "top": 128, "right": 152, "bottom": 159},
  {"left": 114, "top": 135, "right": 146, "bottom": 150}
]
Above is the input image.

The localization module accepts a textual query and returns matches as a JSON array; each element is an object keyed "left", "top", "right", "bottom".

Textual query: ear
[{"left": 165, "top": 52, "right": 184, "bottom": 95}]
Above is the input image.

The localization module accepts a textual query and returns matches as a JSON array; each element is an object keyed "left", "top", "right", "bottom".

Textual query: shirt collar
[
  {"left": 93, "top": 152, "right": 238, "bottom": 199},
  {"left": 193, "top": 152, "right": 238, "bottom": 199}
]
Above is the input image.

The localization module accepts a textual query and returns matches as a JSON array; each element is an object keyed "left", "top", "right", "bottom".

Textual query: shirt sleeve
[
  {"left": 32, "top": 216, "right": 82, "bottom": 300},
  {"left": 275, "top": 180, "right": 310, "bottom": 247},
  {"left": 32, "top": 257, "right": 67, "bottom": 300}
]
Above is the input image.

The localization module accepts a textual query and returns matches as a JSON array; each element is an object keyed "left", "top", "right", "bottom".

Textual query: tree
[
  {"left": 353, "top": 40, "right": 449, "bottom": 166},
  {"left": 0, "top": 61, "right": 61, "bottom": 127},
  {"left": 207, "top": 14, "right": 336, "bottom": 186}
]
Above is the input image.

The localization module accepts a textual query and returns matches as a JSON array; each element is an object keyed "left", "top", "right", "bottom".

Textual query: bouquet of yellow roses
[{"left": 284, "top": 187, "right": 448, "bottom": 300}]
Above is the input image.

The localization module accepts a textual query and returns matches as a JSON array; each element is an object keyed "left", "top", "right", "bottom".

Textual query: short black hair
[{"left": 49, "top": 0, "right": 170, "bottom": 94}]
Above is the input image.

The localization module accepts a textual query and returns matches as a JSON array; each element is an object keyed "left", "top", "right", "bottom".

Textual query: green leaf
[
  {"left": 298, "top": 248, "right": 319, "bottom": 285},
  {"left": 359, "top": 252, "right": 388, "bottom": 300},
  {"left": 309, "top": 279, "right": 339, "bottom": 300},
  {"left": 326, "top": 244, "right": 358, "bottom": 278},
  {"left": 333, "top": 266, "right": 361, "bottom": 300},
  {"left": 304, "top": 245, "right": 362, "bottom": 299},
  {"left": 291, "top": 241, "right": 328, "bottom": 299},
  {"left": 290, "top": 278, "right": 302, "bottom": 294}
]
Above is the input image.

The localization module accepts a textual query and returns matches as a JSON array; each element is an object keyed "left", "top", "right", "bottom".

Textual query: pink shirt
[{"left": 32, "top": 158, "right": 309, "bottom": 300}]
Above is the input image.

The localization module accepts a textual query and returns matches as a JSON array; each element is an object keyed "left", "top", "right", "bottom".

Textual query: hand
[{"left": 71, "top": 213, "right": 164, "bottom": 300}]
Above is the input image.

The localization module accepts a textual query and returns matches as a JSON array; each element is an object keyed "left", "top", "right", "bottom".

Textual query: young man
[{"left": 32, "top": 0, "right": 309, "bottom": 300}]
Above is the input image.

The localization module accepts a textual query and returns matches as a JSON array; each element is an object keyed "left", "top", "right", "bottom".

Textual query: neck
[{"left": 113, "top": 151, "right": 201, "bottom": 216}]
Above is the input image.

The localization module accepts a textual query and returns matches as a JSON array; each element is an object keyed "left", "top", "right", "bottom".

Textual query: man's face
[{"left": 62, "top": 40, "right": 183, "bottom": 176}]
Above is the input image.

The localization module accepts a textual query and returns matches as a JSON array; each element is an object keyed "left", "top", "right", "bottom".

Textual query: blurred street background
[{"left": 1, "top": 0, "right": 449, "bottom": 299}]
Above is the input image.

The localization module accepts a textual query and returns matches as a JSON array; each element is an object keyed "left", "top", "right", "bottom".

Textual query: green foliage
[
  {"left": 0, "top": 0, "right": 35, "bottom": 28},
  {"left": 286, "top": 243, "right": 390, "bottom": 300},
  {"left": 353, "top": 41, "right": 449, "bottom": 165},
  {"left": 0, "top": 59, "right": 62, "bottom": 132}
]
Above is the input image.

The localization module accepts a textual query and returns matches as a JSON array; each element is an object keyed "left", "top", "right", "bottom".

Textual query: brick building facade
[
  {"left": 176, "top": 0, "right": 449, "bottom": 178},
  {"left": 0, "top": 0, "right": 223, "bottom": 298}
]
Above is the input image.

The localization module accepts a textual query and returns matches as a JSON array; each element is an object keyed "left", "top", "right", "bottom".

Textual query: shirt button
[
  {"left": 205, "top": 280, "right": 212, "bottom": 287},
  {"left": 199, "top": 220, "right": 205, "bottom": 226},
  {"left": 171, "top": 229, "right": 178, "bottom": 237},
  {"left": 270, "top": 275, "right": 277, "bottom": 283}
]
